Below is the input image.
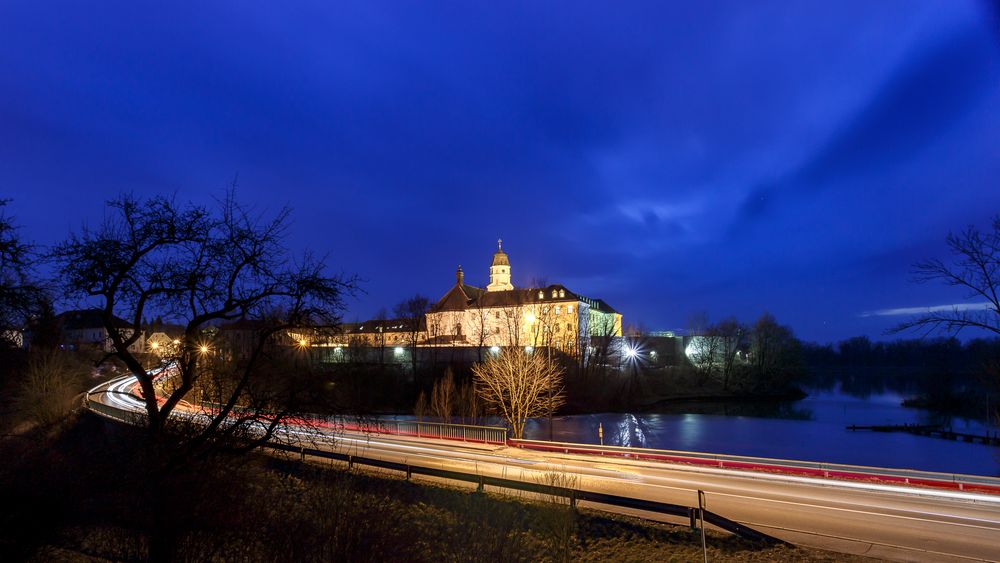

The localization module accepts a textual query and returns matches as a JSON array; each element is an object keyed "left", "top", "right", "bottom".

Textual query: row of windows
[
  {"left": 541, "top": 304, "right": 574, "bottom": 315},
  {"left": 538, "top": 289, "right": 566, "bottom": 299},
  {"left": 542, "top": 323, "right": 575, "bottom": 333}
]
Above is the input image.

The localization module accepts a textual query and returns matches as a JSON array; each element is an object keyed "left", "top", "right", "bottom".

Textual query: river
[{"left": 517, "top": 383, "right": 1000, "bottom": 477}]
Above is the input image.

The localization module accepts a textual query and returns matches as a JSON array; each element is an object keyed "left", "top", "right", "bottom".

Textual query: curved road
[{"left": 88, "top": 375, "right": 1000, "bottom": 562}]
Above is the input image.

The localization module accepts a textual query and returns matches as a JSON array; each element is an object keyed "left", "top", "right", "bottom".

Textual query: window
[
  {"left": 567, "top": 305, "right": 573, "bottom": 314},
  {"left": 538, "top": 290, "right": 544, "bottom": 299},
  {"left": 567, "top": 323, "right": 572, "bottom": 332},
  {"left": 559, "top": 289, "right": 565, "bottom": 298},
  {"left": 495, "top": 311, "right": 500, "bottom": 319},
  {"left": 551, "top": 289, "right": 558, "bottom": 298},
  {"left": 542, "top": 306, "right": 549, "bottom": 314},
  {"left": 555, "top": 305, "right": 561, "bottom": 315}
]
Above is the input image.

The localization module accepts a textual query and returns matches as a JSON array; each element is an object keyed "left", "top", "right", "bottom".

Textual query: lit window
[
  {"left": 567, "top": 305, "right": 573, "bottom": 314},
  {"left": 538, "top": 291, "right": 544, "bottom": 299},
  {"left": 559, "top": 289, "right": 565, "bottom": 298},
  {"left": 555, "top": 305, "right": 561, "bottom": 315},
  {"left": 542, "top": 306, "right": 549, "bottom": 314},
  {"left": 551, "top": 289, "right": 557, "bottom": 298}
]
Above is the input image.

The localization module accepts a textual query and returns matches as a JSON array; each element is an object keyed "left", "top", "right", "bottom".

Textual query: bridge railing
[
  {"left": 509, "top": 438, "right": 1000, "bottom": 492},
  {"left": 334, "top": 418, "right": 508, "bottom": 446}
]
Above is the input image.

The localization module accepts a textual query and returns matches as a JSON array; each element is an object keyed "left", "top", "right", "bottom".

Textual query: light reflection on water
[{"left": 519, "top": 386, "right": 1000, "bottom": 477}]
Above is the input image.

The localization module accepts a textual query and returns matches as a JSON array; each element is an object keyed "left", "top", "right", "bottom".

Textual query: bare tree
[
  {"left": 0, "top": 200, "right": 43, "bottom": 340},
  {"left": 892, "top": 216, "right": 1000, "bottom": 336},
  {"left": 51, "top": 192, "right": 356, "bottom": 445},
  {"left": 685, "top": 313, "right": 721, "bottom": 380},
  {"left": 373, "top": 308, "right": 389, "bottom": 364},
  {"left": 748, "top": 312, "right": 800, "bottom": 389},
  {"left": 468, "top": 296, "right": 491, "bottom": 361},
  {"left": 473, "top": 348, "right": 565, "bottom": 439},
  {"left": 715, "top": 318, "right": 746, "bottom": 390},
  {"left": 500, "top": 305, "right": 524, "bottom": 347},
  {"left": 15, "top": 348, "right": 90, "bottom": 427},
  {"left": 430, "top": 367, "right": 456, "bottom": 420},
  {"left": 394, "top": 294, "right": 429, "bottom": 377}
]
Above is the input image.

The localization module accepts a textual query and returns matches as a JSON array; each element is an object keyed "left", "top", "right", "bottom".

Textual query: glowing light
[
  {"left": 150, "top": 342, "right": 159, "bottom": 350},
  {"left": 650, "top": 350, "right": 657, "bottom": 357},
  {"left": 172, "top": 339, "right": 180, "bottom": 345},
  {"left": 624, "top": 346, "right": 637, "bottom": 359},
  {"left": 490, "top": 345, "right": 500, "bottom": 354},
  {"left": 525, "top": 312, "right": 536, "bottom": 323},
  {"left": 394, "top": 346, "right": 405, "bottom": 355},
  {"left": 298, "top": 339, "right": 308, "bottom": 347},
  {"left": 199, "top": 345, "right": 209, "bottom": 354},
  {"left": 524, "top": 346, "right": 533, "bottom": 353}
]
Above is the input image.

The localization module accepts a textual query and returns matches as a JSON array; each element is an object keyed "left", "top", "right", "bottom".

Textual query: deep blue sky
[{"left": 2, "top": 1, "right": 999, "bottom": 343}]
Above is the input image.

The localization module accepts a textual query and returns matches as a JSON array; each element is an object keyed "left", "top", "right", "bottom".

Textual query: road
[{"left": 88, "top": 375, "right": 1000, "bottom": 562}]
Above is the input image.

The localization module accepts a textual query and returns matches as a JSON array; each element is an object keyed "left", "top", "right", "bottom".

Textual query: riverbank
[{"left": 636, "top": 387, "right": 808, "bottom": 413}]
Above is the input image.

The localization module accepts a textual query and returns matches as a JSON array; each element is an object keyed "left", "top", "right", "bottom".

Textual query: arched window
[
  {"left": 551, "top": 289, "right": 558, "bottom": 298},
  {"left": 554, "top": 305, "right": 561, "bottom": 315},
  {"left": 538, "top": 290, "right": 544, "bottom": 299},
  {"left": 559, "top": 289, "right": 565, "bottom": 298}
]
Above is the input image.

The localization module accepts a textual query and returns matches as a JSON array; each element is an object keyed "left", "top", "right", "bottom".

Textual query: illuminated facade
[
  {"left": 326, "top": 241, "right": 621, "bottom": 357},
  {"left": 424, "top": 241, "right": 622, "bottom": 354}
]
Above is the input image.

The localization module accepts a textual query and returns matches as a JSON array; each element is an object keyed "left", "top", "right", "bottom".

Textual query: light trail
[{"left": 85, "top": 373, "right": 1000, "bottom": 561}]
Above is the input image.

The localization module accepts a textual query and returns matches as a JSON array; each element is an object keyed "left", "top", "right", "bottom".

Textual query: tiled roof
[
  {"left": 56, "top": 309, "right": 132, "bottom": 330},
  {"left": 430, "top": 283, "right": 617, "bottom": 313}
]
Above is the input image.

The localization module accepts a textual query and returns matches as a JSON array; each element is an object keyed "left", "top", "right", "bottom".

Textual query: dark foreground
[{"left": 0, "top": 413, "right": 866, "bottom": 562}]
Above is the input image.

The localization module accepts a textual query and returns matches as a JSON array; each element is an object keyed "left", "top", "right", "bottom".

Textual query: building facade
[{"left": 332, "top": 241, "right": 622, "bottom": 357}]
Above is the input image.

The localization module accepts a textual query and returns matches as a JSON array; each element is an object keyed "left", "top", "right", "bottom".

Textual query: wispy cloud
[{"left": 861, "top": 301, "right": 995, "bottom": 318}]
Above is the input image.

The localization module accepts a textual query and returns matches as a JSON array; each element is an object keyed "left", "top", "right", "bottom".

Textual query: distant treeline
[{"left": 802, "top": 335, "right": 1000, "bottom": 375}]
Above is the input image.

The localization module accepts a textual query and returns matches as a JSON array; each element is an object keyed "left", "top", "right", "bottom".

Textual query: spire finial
[
  {"left": 456, "top": 264, "right": 464, "bottom": 285},
  {"left": 497, "top": 238, "right": 503, "bottom": 251}
]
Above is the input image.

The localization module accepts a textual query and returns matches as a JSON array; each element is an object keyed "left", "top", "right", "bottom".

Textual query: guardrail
[
  {"left": 510, "top": 438, "right": 1000, "bottom": 495},
  {"left": 355, "top": 419, "right": 508, "bottom": 445},
  {"left": 267, "top": 441, "right": 783, "bottom": 545}
]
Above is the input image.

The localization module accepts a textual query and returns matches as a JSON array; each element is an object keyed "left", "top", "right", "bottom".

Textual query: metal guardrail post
[{"left": 698, "top": 490, "right": 707, "bottom": 563}]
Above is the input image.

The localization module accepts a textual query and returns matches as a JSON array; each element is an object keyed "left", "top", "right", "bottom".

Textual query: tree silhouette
[
  {"left": 892, "top": 216, "right": 1000, "bottom": 337},
  {"left": 52, "top": 192, "right": 356, "bottom": 444}
]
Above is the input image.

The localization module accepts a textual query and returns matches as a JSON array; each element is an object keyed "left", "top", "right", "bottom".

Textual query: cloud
[{"left": 860, "top": 302, "right": 996, "bottom": 318}]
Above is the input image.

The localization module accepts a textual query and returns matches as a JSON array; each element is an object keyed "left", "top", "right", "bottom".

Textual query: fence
[
  {"left": 510, "top": 438, "right": 1000, "bottom": 494},
  {"left": 363, "top": 419, "right": 508, "bottom": 445}
]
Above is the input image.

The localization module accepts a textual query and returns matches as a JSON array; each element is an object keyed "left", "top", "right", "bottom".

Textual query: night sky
[{"left": 2, "top": 2, "right": 999, "bottom": 343}]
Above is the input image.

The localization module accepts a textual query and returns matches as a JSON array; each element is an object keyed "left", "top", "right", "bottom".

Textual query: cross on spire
[{"left": 497, "top": 238, "right": 503, "bottom": 251}]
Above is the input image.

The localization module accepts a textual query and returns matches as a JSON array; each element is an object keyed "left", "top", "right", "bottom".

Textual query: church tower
[{"left": 486, "top": 239, "right": 514, "bottom": 292}]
